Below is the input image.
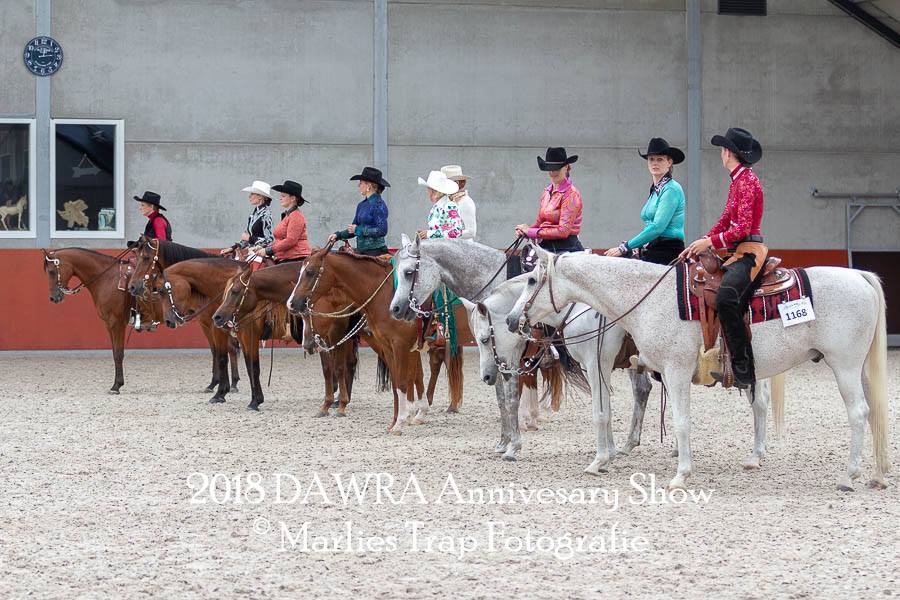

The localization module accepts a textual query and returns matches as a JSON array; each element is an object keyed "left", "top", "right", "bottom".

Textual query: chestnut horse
[
  {"left": 158, "top": 257, "right": 301, "bottom": 410},
  {"left": 211, "top": 261, "right": 364, "bottom": 416},
  {"left": 127, "top": 237, "right": 241, "bottom": 398},
  {"left": 43, "top": 247, "right": 176, "bottom": 393},
  {"left": 287, "top": 248, "right": 469, "bottom": 434}
]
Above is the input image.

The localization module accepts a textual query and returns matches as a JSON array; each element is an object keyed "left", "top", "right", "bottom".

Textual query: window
[
  {"left": 51, "top": 119, "right": 124, "bottom": 238},
  {"left": 0, "top": 119, "right": 36, "bottom": 238},
  {"left": 718, "top": 0, "right": 766, "bottom": 15}
]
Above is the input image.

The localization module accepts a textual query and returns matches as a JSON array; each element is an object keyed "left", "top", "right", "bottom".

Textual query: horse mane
[
  {"left": 330, "top": 249, "right": 392, "bottom": 267},
  {"left": 157, "top": 240, "right": 213, "bottom": 264}
]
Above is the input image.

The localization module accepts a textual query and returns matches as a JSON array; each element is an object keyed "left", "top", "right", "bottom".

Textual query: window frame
[
  {"left": 50, "top": 118, "right": 125, "bottom": 239},
  {"left": 0, "top": 118, "right": 37, "bottom": 239}
]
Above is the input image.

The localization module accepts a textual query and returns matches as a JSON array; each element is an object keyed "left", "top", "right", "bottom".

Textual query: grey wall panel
[
  {"left": 386, "top": 144, "right": 668, "bottom": 249},
  {"left": 698, "top": 149, "right": 900, "bottom": 249},
  {"left": 121, "top": 142, "right": 372, "bottom": 249},
  {"left": 52, "top": 0, "right": 373, "bottom": 145},
  {"left": 0, "top": 0, "right": 36, "bottom": 114},
  {"left": 702, "top": 12, "right": 900, "bottom": 153},
  {"left": 389, "top": 3, "right": 687, "bottom": 147}
]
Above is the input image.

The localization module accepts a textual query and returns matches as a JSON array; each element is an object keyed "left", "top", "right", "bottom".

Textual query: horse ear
[
  {"left": 459, "top": 297, "right": 476, "bottom": 314},
  {"left": 400, "top": 233, "right": 411, "bottom": 248},
  {"left": 475, "top": 302, "right": 488, "bottom": 317}
]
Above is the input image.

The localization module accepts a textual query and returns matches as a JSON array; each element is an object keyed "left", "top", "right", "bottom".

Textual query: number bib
[{"left": 778, "top": 296, "right": 815, "bottom": 327}]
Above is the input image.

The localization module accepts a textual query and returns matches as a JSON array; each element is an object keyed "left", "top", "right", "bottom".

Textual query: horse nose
[
  {"left": 165, "top": 318, "right": 177, "bottom": 329},
  {"left": 506, "top": 315, "right": 518, "bottom": 333},
  {"left": 390, "top": 303, "right": 400, "bottom": 316},
  {"left": 213, "top": 314, "right": 224, "bottom": 327}
]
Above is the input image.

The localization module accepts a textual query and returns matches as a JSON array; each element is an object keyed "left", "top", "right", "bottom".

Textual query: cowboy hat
[
  {"left": 710, "top": 127, "right": 762, "bottom": 164},
  {"left": 271, "top": 180, "right": 308, "bottom": 205},
  {"left": 537, "top": 147, "right": 578, "bottom": 171},
  {"left": 440, "top": 165, "right": 471, "bottom": 181},
  {"left": 418, "top": 171, "right": 459, "bottom": 196},
  {"left": 241, "top": 180, "right": 273, "bottom": 199},
  {"left": 133, "top": 190, "right": 166, "bottom": 211},
  {"left": 639, "top": 138, "right": 685, "bottom": 164},
  {"left": 350, "top": 166, "right": 390, "bottom": 189}
]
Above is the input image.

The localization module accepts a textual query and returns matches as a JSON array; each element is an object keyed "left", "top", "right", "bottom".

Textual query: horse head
[
  {"left": 43, "top": 249, "right": 70, "bottom": 304},
  {"left": 128, "top": 235, "right": 160, "bottom": 298},
  {"left": 389, "top": 233, "right": 440, "bottom": 322},
  {"left": 288, "top": 247, "right": 332, "bottom": 315}
]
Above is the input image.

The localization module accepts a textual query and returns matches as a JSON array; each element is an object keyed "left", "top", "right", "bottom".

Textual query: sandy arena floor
[{"left": 1, "top": 348, "right": 898, "bottom": 599}]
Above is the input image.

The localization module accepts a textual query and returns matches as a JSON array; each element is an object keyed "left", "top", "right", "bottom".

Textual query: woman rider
[
  {"left": 416, "top": 170, "right": 462, "bottom": 240},
  {"left": 680, "top": 127, "right": 766, "bottom": 389},
  {"left": 134, "top": 191, "right": 172, "bottom": 241},
  {"left": 220, "top": 180, "right": 274, "bottom": 256},
  {"left": 250, "top": 179, "right": 311, "bottom": 263},
  {"left": 605, "top": 138, "right": 685, "bottom": 264},
  {"left": 328, "top": 167, "right": 390, "bottom": 256},
  {"left": 514, "top": 147, "right": 584, "bottom": 253}
]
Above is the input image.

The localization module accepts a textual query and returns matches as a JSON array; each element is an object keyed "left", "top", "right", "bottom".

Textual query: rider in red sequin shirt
[{"left": 706, "top": 165, "right": 763, "bottom": 250}]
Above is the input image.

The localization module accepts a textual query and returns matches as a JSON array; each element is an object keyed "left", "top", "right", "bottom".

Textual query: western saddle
[{"left": 688, "top": 248, "right": 796, "bottom": 387}]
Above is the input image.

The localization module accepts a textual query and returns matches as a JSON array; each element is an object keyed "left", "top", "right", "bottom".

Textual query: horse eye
[
  {"left": 480, "top": 337, "right": 489, "bottom": 344},
  {"left": 528, "top": 277, "right": 536, "bottom": 285},
  {"left": 404, "top": 269, "right": 414, "bottom": 278}
]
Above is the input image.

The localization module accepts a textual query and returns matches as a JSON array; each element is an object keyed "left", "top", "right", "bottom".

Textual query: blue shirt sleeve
[{"left": 627, "top": 186, "right": 681, "bottom": 249}]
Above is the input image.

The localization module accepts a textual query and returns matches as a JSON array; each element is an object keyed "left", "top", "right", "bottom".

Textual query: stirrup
[{"left": 710, "top": 370, "right": 750, "bottom": 390}]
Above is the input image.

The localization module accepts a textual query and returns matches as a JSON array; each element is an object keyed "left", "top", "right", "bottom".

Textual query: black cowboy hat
[
  {"left": 639, "top": 137, "right": 685, "bottom": 164},
  {"left": 133, "top": 190, "right": 166, "bottom": 211},
  {"left": 271, "top": 180, "right": 307, "bottom": 205},
  {"left": 350, "top": 166, "right": 390, "bottom": 189},
  {"left": 537, "top": 147, "right": 579, "bottom": 171},
  {"left": 710, "top": 127, "right": 762, "bottom": 164}
]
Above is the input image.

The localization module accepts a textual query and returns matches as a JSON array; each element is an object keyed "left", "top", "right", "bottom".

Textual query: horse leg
[
  {"left": 107, "top": 320, "right": 126, "bottom": 394},
  {"left": 316, "top": 352, "right": 335, "bottom": 417},
  {"left": 518, "top": 381, "right": 539, "bottom": 432},
  {"left": 228, "top": 337, "right": 240, "bottom": 393},
  {"left": 501, "top": 375, "right": 522, "bottom": 461},
  {"left": 208, "top": 332, "right": 230, "bottom": 403},
  {"left": 494, "top": 385, "right": 511, "bottom": 454},
  {"left": 620, "top": 370, "right": 652, "bottom": 455},
  {"left": 663, "top": 371, "right": 693, "bottom": 490},
  {"left": 584, "top": 355, "right": 614, "bottom": 476},
  {"left": 204, "top": 346, "right": 219, "bottom": 393},
  {"left": 831, "top": 363, "right": 870, "bottom": 491},
  {"left": 409, "top": 353, "right": 428, "bottom": 424},
  {"left": 427, "top": 348, "right": 443, "bottom": 408},
  {"left": 335, "top": 346, "right": 351, "bottom": 416},
  {"left": 742, "top": 378, "right": 769, "bottom": 471},
  {"left": 244, "top": 334, "right": 263, "bottom": 411}
]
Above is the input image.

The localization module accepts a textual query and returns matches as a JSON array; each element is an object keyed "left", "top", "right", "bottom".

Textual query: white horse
[
  {"left": 506, "top": 245, "right": 890, "bottom": 491},
  {"left": 462, "top": 278, "right": 783, "bottom": 475}
]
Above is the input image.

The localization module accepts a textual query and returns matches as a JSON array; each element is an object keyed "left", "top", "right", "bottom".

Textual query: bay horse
[
  {"left": 42, "top": 247, "right": 166, "bottom": 393},
  {"left": 287, "top": 247, "right": 466, "bottom": 434},
  {"left": 212, "top": 261, "right": 363, "bottom": 417},
  {"left": 507, "top": 244, "right": 890, "bottom": 491},
  {"left": 158, "top": 256, "right": 299, "bottom": 410},
  {"left": 128, "top": 237, "right": 241, "bottom": 397}
]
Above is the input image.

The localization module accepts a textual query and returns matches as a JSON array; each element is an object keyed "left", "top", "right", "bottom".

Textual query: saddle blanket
[{"left": 675, "top": 263, "right": 813, "bottom": 324}]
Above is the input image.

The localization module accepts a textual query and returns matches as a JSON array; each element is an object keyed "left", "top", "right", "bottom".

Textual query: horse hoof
[
  {"left": 388, "top": 429, "right": 402, "bottom": 436},
  {"left": 583, "top": 464, "right": 608, "bottom": 476},
  {"left": 526, "top": 423, "right": 539, "bottom": 432},
  {"left": 837, "top": 484, "right": 854, "bottom": 492},
  {"left": 334, "top": 411, "right": 347, "bottom": 418},
  {"left": 410, "top": 418, "right": 426, "bottom": 426},
  {"left": 867, "top": 479, "right": 888, "bottom": 490},
  {"left": 670, "top": 449, "right": 679, "bottom": 458},
  {"left": 314, "top": 411, "right": 329, "bottom": 418},
  {"left": 742, "top": 457, "right": 761, "bottom": 471},
  {"left": 445, "top": 407, "right": 459, "bottom": 414},
  {"left": 209, "top": 397, "right": 226, "bottom": 404},
  {"left": 231, "top": 385, "right": 239, "bottom": 393},
  {"left": 619, "top": 443, "right": 637, "bottom": 456},
  {"left": 330, "top": 400, "right": 340, "bottom": 409},
  {"left": 203, "top": 386, "right": 216, "bottom": 393},
  {"left": 494, "top": 443, "right": 508, "bottom": 454},
  {"left": 108, "top": 389, "right": 120, "bottom": 395},
  {"left": 246, "top": 405, "right": 260, "bottom": 412},
  {"left": 501, "top": 454, "right": 517, "bottom": 462}
]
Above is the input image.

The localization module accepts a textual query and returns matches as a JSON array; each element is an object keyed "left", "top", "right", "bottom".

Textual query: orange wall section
[{"left": 1, "top": 248, "right": 850, "bottom": 350}]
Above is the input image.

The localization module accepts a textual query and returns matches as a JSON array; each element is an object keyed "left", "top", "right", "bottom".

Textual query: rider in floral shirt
[{"left": 416, "top": 170, "right": 463, "bottom": 240}]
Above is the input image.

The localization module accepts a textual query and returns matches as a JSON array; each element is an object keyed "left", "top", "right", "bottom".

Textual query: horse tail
[
  {"left": 859, "top": 271, "right": 891, "bottom": 476},
  {"left": 538, "top": 363, "right": 565, "bottom": 412},
  {"left": 376, "top": 354, "right": 391, "bottom": 392},
  {"left": 554, "top": 343, "right": 591, "bottom": 398},
  {"left": 446, "top": 346, "right": 465, "bottom": 410},
  {"left": 771, "top": 372, "right": 785, "bottom": 439}
]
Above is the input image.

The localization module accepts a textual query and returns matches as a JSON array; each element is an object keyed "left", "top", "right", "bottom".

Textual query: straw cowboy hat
[
  {"left": 710, "top": 127, "right": 762, "bottom": 164},
  {"left": 537, "top": 147, "right": 578, "bottom": 171},
  {"left": 639, "top": 138, "right": 685, "bottom": 164},
  {"left": 418, "top": 170, "right": 459, "bottom": 196},
  {"left": 133, "top": 190, "right": 166, "bottom": 211},
  {"left": 440, "top": 165, "right": 471, "bottom": 182},
  {"left": 241, "top": 180, "right": 273, "bottom": 199}
]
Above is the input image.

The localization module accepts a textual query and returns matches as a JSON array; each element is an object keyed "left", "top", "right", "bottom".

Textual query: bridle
[
  {"left": 298, "top": 253, "right": 395, "bottom": 319},
  {"left": 481, "top": 307, "right": 545, "bottom": 376},
  {"left": 519, "top": 252, "right": 563, "bottom": 331},
  {"left": 44, "top": 247, "right": 133, "bottom": 297},
  {"left": 161, "top": 275, "right": 216, "bottom": 326},
  {"left": 221, "top": 269, "right": 254, "bottom": 331},
  {"left": 134, "top": 239, "right": 163, "bottom": 300}
]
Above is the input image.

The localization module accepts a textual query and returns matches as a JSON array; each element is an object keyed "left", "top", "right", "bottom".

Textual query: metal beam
[
  {"left": 686, "top": 0, "right": 702, "bottom": 240},
  {"left": 35, "top": 0, "right": 52, "bottom": 247},
  {"left": 373, "top": 0, "right": 388, "bottom": 178},
  {"left": 827, "top": 0, "right": 900, "bottom": 49}
]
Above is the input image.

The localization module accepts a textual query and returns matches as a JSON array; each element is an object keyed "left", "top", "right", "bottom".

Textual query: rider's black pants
[{"left": 716, "top": 251, "right": 763, "bottom": 385}]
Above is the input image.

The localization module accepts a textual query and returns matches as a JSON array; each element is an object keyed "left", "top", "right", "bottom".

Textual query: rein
[
  {"left": 303, "top": 259, "right": 396, "bottom": 319},
  {"left": 483, "top": 308, "right": 545, "bottom": 376},
  {"left": 45, "top": 247, "right": 132, "bottom": 295},
  {"left": 162, "top": 277, "right": 218, "bottom": 325}
]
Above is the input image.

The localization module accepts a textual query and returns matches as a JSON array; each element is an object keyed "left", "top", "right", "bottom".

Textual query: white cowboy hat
[
  {"left": 417, "top": 170, "right": 458, "bottom": 196},
  {"left": 440, "top": 165, "right": 470, "bottom": 181},
  {"left": 241, "top": 180, "right": 273, "bottom": 199}
]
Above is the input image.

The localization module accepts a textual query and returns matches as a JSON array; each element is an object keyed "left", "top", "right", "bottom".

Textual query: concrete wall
[{"left": 1, "top": 0, "right": 897, "bottom": 251}]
